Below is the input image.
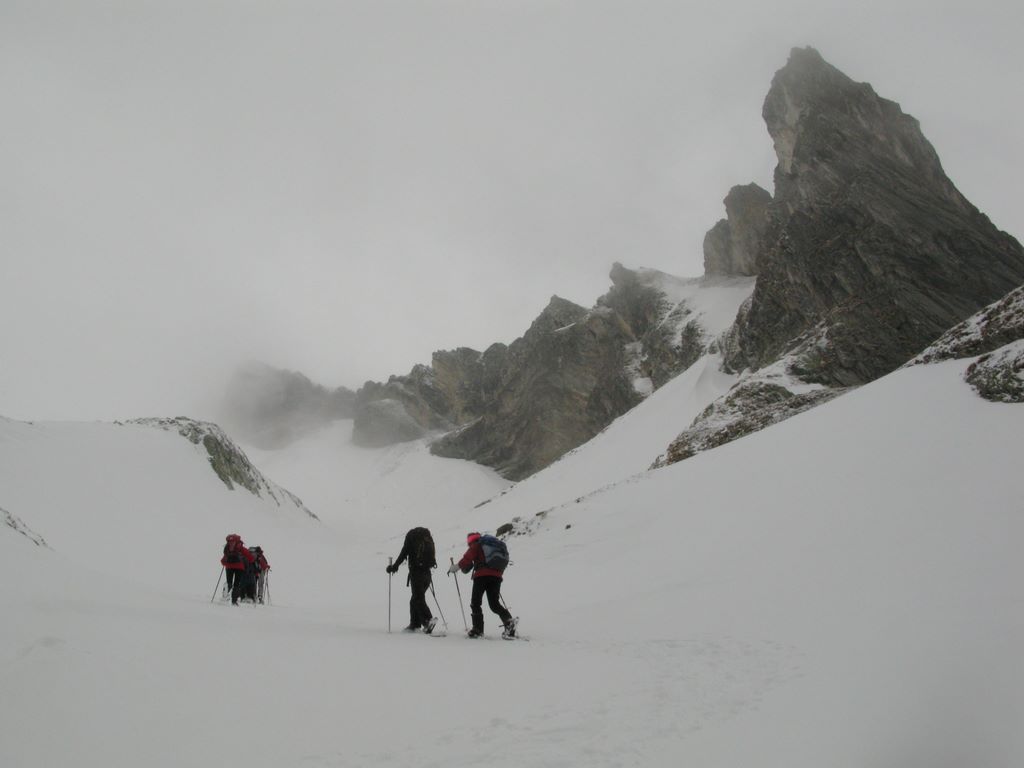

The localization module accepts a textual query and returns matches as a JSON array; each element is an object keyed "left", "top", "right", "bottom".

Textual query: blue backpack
[{"left": 479, "top": 534, "right": 510, "bottom": 573}]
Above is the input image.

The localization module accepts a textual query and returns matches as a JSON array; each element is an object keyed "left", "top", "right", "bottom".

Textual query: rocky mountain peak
[
  {"left": 721, "top": 48, "right": 1024, "bottom": 386},
  {"left": 667, "top": 48, "right": 1024, "bottom": 469},
  {"left": 529, "top": 296, "right": 589, "bottom": 333},
  {"left": 763, "top": 46, "right": 959, "bottom": 207},
  {"left": 703, "top": 183, "right": 772, "bottom": 276}
]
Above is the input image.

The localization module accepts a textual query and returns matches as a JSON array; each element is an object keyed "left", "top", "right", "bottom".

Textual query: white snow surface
[{"left": 2, "top": 360, "right": 1022, "bottom": 767}]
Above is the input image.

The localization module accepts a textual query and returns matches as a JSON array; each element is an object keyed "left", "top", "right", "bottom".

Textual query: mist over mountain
[
  {"left": 220, "top": 362, "right": 356, "bottom": 449},
  {"left": 224, "top": 47, "right": 1023, "bottom": 480},
  {"left": 4, "top": 43, "right": 1023, "bottom": 767}
]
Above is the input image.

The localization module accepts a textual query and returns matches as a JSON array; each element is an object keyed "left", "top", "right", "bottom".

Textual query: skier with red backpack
[
  {"left": 449, "top": 531, "right": 516, "bottom": 638},
  {"left": 386, "top": 527, "right": 438, "bottom": 633},
  {"left": 220, "top": 533, "right": 256, "bottom": 605}
]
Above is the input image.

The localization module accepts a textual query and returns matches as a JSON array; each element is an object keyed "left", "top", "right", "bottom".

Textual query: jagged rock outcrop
[
  {"left": 351, "top": 345, "right": 510, "bottom": 446},
  {"left": 657, "top": 381, "right": 846, "bottom": 466},
  {"left": 348, "top": 263, "right": 750, "bottom": 479},
  {"left": 723, "top": 47, "right": 1024, "bottom": 387},
  {"left": 964, "top": 341, "right": 1024, "bottom": 403},
  {"left": 703, "top": 184, "right": 772, "bottom": 276},
  {"left": 431, "top": 295, "right": 642, "bottom": 479},
  {"left": 599, "top": 263, "right": 708, "bottom": 388},
  {"left": 909, "top": 283, "right": 1024, "bottom": 403},
  {"left": 221, "top": 362, "right": 355, "bottom": 448},
  {"left": 663, "top": 48, "right": 1024, "bottom": 470},
  {"left": 910, "top": 284, "right": 1024, "bottom": 364},
  {"left": 130, "top": 417, "right": 317, "bottom": 518}
]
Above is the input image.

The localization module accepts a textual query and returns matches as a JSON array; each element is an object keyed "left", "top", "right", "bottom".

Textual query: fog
[{"left": 2, "top": 0, "right": 1021, "bottom": 422}]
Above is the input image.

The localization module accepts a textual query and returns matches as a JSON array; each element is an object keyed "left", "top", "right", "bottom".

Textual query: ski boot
[
  {"left": 502, "top": 617, "right": 518, "bottom": 639},
  {"left": 423, "top": 617, "right": 438, "bottom": 635}
]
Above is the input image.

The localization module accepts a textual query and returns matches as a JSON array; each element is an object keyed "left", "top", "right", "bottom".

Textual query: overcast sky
[{"left": 2, "top": 0, "right": 1021, "bottom": 422}]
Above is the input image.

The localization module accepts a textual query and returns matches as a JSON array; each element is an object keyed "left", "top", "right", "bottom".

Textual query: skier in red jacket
[
  {"left": 449, "top": 532, "right": 515, "bottom": 638},
  {"left": 220, "top": 534, "right": 256, "bottom": 605}
]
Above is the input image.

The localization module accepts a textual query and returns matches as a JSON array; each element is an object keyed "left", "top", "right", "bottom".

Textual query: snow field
[{"left": 1, "top": 358, "right": 1022, "bottom": 766}]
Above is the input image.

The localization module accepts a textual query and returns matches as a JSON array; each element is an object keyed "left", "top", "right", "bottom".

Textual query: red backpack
[{"left": 223, "top": 534, "right": 243, "bottom": 564}]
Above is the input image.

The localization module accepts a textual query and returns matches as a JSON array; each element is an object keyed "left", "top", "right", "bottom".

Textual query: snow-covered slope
[
  {"left": 475, "top": 352, "right": 736, "bottom": 526},
  {"left": 0, "top": 417, "right": 323, "bottom": 598},
  {"left": 2, "top": 358, "right": 1022, "bottom": 767}
]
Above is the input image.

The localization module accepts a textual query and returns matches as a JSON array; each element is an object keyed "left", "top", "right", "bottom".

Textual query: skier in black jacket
[{"left": 386, "top": 527, "right": 437, "bottom": 633}]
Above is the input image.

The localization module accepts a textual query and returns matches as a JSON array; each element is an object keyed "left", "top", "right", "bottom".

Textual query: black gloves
[{"left": 386, "top": 563, "right": 398, "bottom": 574}]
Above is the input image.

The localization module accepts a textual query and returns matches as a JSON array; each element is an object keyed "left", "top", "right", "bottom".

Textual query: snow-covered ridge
[
  {"left": 907, "top": 283, "right": 1024, "bottom": 402},
  {"left": 129, "top": 417, "right": 316, "bottom": 518},
  {"left": 0, "top": 416, "right": 325, "bottom": 598},
  {"left": 910, "top": 283, "right": 1024, "bottom": 365},
  {"left": 633, "top": 268, "right": 756, "bottom": 341},
  {"left": 964, "top": 338, "right": 1024, "bottom": 403}
]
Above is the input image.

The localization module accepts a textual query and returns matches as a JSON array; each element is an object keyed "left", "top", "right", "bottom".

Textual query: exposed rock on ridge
[
  {"left": 724, "top": 47, "right": 1024, "bottom": 387},
  {"left": 430, "top": 294, "right": 642, "bottom": 480},
  {"left": 663, "top": 48, "right": 1024, "bottom": 468},
  {"left": 130, "top": 417, "right": 317, "bottom": 518},
  {"left": 350, "top": 264, "right": 749, "bottom": 480},
  {"left": 703, "top": 184, "right": 772, "bottom": 276},
  {"left": 910, "top": 284, "right": 1024, "bottom": 365},
  {"left": 964, "top": 341, "right": 1024, "bottom": 403},
  {"left": 910, "top": 282, "right": 1024, "bottom": 403}
]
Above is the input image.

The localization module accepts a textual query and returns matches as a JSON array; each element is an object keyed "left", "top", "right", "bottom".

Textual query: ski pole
[
  {"left": 388, "top": 557, "right": 393, "bottom": 634},
  {"left": 210, "top": 567, "right": 223, "bottom": 603},
  {"left": 450, "top": 557, "right": 468, "bottom": 632},
  {"left": 428, "top": 575, "right": 447, "bottom": 630},
  {"left": 264, "top": 572, "right": 272, "bottom": 606}
]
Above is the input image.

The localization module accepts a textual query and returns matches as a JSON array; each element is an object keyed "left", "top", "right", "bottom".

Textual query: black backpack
[
  {"left": 479, "top": 534, "right": 509, "bottom": 573},
  {"left": 407, "top": 527, "right": 436, "bottom": 570}
]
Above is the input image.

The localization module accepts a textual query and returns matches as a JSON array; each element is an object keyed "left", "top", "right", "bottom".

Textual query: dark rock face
[
  {"left": 703, "top": 184, "right": 772, "bottom": 276},
  {"left": 599, "top": 263, "right": 706, "bottom": 388},
  {"left": 221, "top": 363, "right": 355, "bottom": 448},
  {"left": 431, "top": 295, "right": 643, "bottom": 480},
  {"left": 350, "top": 263, "right": 730, "bottom": 479},
  {"left": 725, "top": 47, "right": 1024, "bottom": 386}
]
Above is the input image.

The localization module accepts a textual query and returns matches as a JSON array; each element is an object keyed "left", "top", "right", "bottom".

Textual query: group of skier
[
  {"left": 386, "top": 527, "right": 517, "bottom": 639},
  {"left": 218, "top": 533, "right": 270, "bottom": 605},
  {"left": 213, "top": 527, "right": 518, "bottom": 639}
]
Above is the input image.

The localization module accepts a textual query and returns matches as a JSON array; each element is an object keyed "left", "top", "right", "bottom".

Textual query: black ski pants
[
  {"left": 407, "top": 568, "right": 434, "bottom": 628},
  {"left": 470, "top": 575, "right": 512, "bottom": 632},
  {"left": 231, "top": 569, "right": 256, "bottom": 604}
]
